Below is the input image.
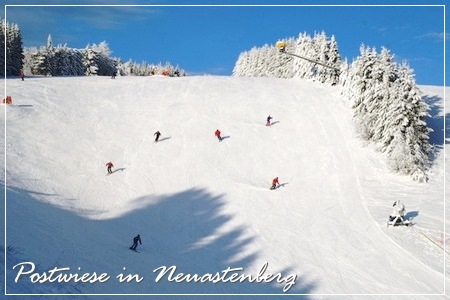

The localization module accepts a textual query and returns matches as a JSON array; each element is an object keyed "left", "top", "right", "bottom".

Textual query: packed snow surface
[{"left": 1, "top": 76, "right": 448, "bottom": 299}]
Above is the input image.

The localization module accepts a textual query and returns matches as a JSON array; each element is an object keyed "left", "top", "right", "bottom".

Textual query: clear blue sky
[{"left": 3, "top": 1, "right": 447, "bottom": 86}]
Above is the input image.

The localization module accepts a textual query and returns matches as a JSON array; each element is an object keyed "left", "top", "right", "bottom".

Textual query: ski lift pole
[
  {"left": 283, "top": 51, "right": 341, "bottom": 72},
  {"left": 275, "top": 40, "right": 341, "bottom": 73}
]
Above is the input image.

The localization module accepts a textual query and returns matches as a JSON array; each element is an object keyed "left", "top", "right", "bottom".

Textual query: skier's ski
[{"left": 129, "top": 247, "right": 139, "bottom": 253}]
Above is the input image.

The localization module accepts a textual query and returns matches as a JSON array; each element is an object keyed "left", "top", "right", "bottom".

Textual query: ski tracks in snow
[{"left": 311, "top": 88, "right": 445, "bottom": 293}]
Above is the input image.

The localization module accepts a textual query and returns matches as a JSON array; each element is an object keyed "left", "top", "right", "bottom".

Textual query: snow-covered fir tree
[
  {"left": 1, "top": 19, "right": 24, "bottom": 76},
  {"left": 52, "top": 46, "right": 85, "bottom": 76},
  {"left": 368, "top": 47, "right": 399, "bottom": 143},
  {"left": 233, "top": 45, "right": 277, "bottom": 77},
  {"left": 293, "top": 32, "right": 318, "bottom": 80},
  {"left": 83, "top": 46, "right": 99, "bottom": 76},
  {"left": 321, "top": 35, "right": 341, "bottom": 85},
  {"left": 31, "top": 47, "right": 51, "bottom": 76},
  {"left": 0, "top": 20, "right": 5, "bottom": 76},
  {"left": 383, "top": 63, "right": 432, "bottom": 181},
  {"left": 344, "top": 45, "right": 378, "bottom": 140},
  {"left": 22, "top": 46, "right": 37, "bottom": 75},
  {"left": 88, "top": 42, "right": 117, "bottom": 76},
  {"left": 47, "top": 34, "right": 53, "bottom": 49},
  {"left": 30, "top": 36, "right": 79, "bottom": 76}
]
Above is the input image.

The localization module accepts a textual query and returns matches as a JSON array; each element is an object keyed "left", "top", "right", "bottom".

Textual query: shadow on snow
[
  {"left": 2, "top": 183, "right": 316, "bottom": 298},
  {"left": 156, "top": 137, "right": 171, "bottom": 143},
  {"left": 422, "top": 95, "right": 444, "bottom": 147}
]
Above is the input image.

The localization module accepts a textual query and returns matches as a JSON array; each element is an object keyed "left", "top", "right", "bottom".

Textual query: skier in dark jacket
[
  {"left": 154, "top": 131, "right": 161, "bottom": 143},
  {"left": 266, "top": 115, "right": 273, "bottom": 126},
  {"left": 130, "top": 234, "right": 142, "bottom": 251}
]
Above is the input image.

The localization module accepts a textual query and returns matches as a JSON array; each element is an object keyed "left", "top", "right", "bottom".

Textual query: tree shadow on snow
[
  {"left": 3, "top": 183, "right": 317, "bottom": 298},
  {"left": 445, "top": 112, "right": 450, "bottom": 145},
  {"left": 422, "top": 95, "right": 444, "bottom": 148}
]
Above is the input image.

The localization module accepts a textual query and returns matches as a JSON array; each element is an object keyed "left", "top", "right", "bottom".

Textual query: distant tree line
[
  {"left": 1, "top": 18, "right": 186, "bottom": 77},
  {"left": 234, "top": 31, "right": 432, "bottom": 181},
  {"left": 23, "top": 35, "right": 187, "bottom": 77},
  {"left": 24, "top": 36, "right": 119, "bottom": 77}
]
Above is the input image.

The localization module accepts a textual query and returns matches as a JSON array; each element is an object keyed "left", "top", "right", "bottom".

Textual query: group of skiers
[
  {"left": 106, "top": 113, "right": 409, "bottom": 228},
  {"left": 122, "top": 117, "right": 279, "bottom": 252},
  {"left": 105, "top": 113, "right": 407, "bottom": 253},
  {"left": 106, "top": 115, "right": 281, "bottom": 188}
]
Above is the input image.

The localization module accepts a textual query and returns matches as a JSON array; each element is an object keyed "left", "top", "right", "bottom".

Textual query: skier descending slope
[
  {"left": 129, "top": 234, "right": 142, "bottom": 252},
  {"left": 266, "top": 115, "right": 273, "bottom": 126},
  {"left": 270, "top": 177, "right": 280, "bottom": 190},
  {"left": 106, "top": 161, "right": 114, "bottom": 175},
  {"left": 215, "top": 129, "right": 222, "bottom": 142},
  {"left": 154, "top": 131, "right": 161, "bottom": 143}
]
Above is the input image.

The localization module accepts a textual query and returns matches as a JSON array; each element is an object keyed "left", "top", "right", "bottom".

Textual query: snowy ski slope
[{"left": 1, "top": 76, "right": 448, "bottom": 299}]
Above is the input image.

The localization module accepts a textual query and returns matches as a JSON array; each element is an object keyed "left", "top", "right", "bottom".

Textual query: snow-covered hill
[{"left": 1, "top": 76, "right": 448, "bottom": 299}]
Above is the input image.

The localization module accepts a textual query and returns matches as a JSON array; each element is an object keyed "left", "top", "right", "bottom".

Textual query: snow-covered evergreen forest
[
  {"left": 23, "top": 36, "right": 187, "bottom": 77},
  {"left": 1, "top": 19, "right": 186, "bottom": 77},
  {"left": 23, "top": 35, "right": 187, "bottom": 77},
  {"left": 340, "top": 46, "right": 432, "bottom": 181},
  {"left": 233, "top": 32, "right": 341, "bottom": 85},
  {"left": 233, "top": 31, "right": 432, "bottom": 181}
]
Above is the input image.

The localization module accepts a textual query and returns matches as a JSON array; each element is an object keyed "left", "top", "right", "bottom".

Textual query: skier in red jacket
[
  {"left": 106, "top": 161, "right": 114, "bottom": 174},
  {"left": 215, "top": 129, "right": 222, "bottom": 141},
  {"left": 271, "top": 177, "right": 280, "bottom": 190}
]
